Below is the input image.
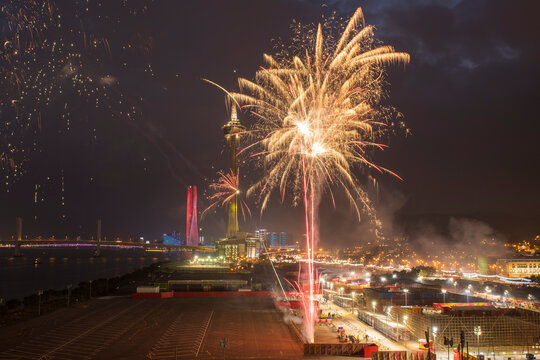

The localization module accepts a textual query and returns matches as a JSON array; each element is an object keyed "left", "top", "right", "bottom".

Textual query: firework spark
[
  {"left": 202, "top": 170, "right": 251, "bottom": 221},
  {"left": 231, "top": 7, "right": 409, "bottom": 342},
  {"left": 0, "top": 0, "right": 152, "bottom": 190}
]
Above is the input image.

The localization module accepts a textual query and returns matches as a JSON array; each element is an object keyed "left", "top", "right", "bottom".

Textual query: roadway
[{"left": 318, "top": 301, "right": 410, "bottom": 351}]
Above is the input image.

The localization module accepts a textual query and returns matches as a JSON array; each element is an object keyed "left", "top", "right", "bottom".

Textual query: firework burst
[
  {"left": 202, "top": 170, "right": 251, "bottom": 221},
  {"left": 231, "top": 7, "right": 409, "bottom": 342}
]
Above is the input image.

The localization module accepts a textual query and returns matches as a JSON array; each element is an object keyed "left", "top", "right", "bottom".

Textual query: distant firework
[
  {"left": 0, "top": 0, "right": 153, "bottom": 191},
  {"left": 0, "top": 0, "right": 55, "bottom": 186},
  {"left": 231, "top": 7, "right": 409, "bottom": 342}
]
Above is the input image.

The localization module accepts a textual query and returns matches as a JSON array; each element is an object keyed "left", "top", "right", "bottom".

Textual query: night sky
[{"left": 1, "top": 0, "right": 539, "bottom": 246}]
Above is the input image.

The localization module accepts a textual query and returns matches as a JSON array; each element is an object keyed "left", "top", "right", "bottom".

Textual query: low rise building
[
  {"left": 217, "top": 232, "right": 261, "bottom": 260},
  {"left": 497, "top": 258, "right": 540, "bottom": 278}
]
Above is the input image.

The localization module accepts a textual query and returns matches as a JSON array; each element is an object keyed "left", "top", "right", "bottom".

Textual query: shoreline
[
  {"left": 0, "top": 259, "right": 168, "bottom": 327},
  {"left": 0, "top": 246, "right": 171, "bottom": 300}
]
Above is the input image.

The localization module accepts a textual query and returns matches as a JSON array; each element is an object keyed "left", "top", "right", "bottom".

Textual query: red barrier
[
  {"left": 173, "top": 291, "right": 274, "bottom": 297},
  {"left": 133, "top": 291, "right": 300, "bottom": 299},
  {"left": 304, "top": 343, "right": 378, "bottom": 356},
  {"left": 132, "top": 292, "right": 174, "bottom": 299},
  {"left": 275, "top": 299, "right": 303, "bottom": 309},
  {"left": 364, "top": 345, "right": 378, "bottom": 358},
  {"left": 373, "top": 350, "right": 436, "bottom": 360}
]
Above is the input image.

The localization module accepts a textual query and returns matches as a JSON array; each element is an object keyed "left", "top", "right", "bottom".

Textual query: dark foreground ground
[{"left": 0, "top": 296, "right": 304, "bottom": 360}]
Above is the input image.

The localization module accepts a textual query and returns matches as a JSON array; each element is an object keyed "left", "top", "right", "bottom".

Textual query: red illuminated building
[{"left": 186, "top": 186, "right": 198, "bottom": 246}]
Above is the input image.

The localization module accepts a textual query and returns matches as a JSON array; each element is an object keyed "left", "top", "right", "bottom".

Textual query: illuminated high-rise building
[
  {"left": 255, "top": 229, "right": 289, "bottom": 248},
  {"left": 255, "top": 229, "right": 268, "bottom": 246},
  {"left": 186, "top": 185, "right": 198, "bottom": 246}
]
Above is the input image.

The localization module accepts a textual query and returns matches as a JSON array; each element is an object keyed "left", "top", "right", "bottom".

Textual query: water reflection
[{"left": 0, "top": 248, "right": 170, "bottom": 301}]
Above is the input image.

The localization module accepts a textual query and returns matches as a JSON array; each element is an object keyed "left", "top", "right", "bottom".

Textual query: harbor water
[{"left": 0, "top": 247, "right": 172, "bottom": 302}]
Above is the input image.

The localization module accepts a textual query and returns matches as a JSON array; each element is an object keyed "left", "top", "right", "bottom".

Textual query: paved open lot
[{"left": 0, "top": 296, "right": 303, "bottom": 360}]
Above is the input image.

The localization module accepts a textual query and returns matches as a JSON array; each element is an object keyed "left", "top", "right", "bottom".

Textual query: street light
[
  {"left": 38, "top": 290, "right": 43, "bottom": 316},
  {"left": 404, "top": 288, "right": 409, "bottom": 306},
  {"left": 442, "top": 289, "right": 447, "bottom": 304},
  {"left": 372, "top": 301, "right": 377, "bottom": 313},
  {"left": 432, "top": 326, "right": 438, "bottom": 351},
  {"left": 474, "top": 326, "right": 482, "bottom": 356},
  {"left": 465, "top": 289, "right": 470, "bottom": 303},
  {"left": 67, "top": 284, "right": 72, "bottom": 307}
]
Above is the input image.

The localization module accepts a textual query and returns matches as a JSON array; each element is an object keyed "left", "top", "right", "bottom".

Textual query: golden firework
[{"left": 232, "top": 7, "right": 410, "bottom": 219}]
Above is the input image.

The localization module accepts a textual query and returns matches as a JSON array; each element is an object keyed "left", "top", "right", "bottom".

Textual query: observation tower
[
  {"left": 222, "top": 106, "right": 245, "bottom": 238},
  {"left": 217, "top": 107, "right": 260, "bottom": 260}
]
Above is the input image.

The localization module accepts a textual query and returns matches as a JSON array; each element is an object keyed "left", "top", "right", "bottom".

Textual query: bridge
[
  {"left": 3, "top": 218, "right": 217, "bottom": 256},
  {"left": 1, "top": 238, "right": 217, "bottom": 256}
]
